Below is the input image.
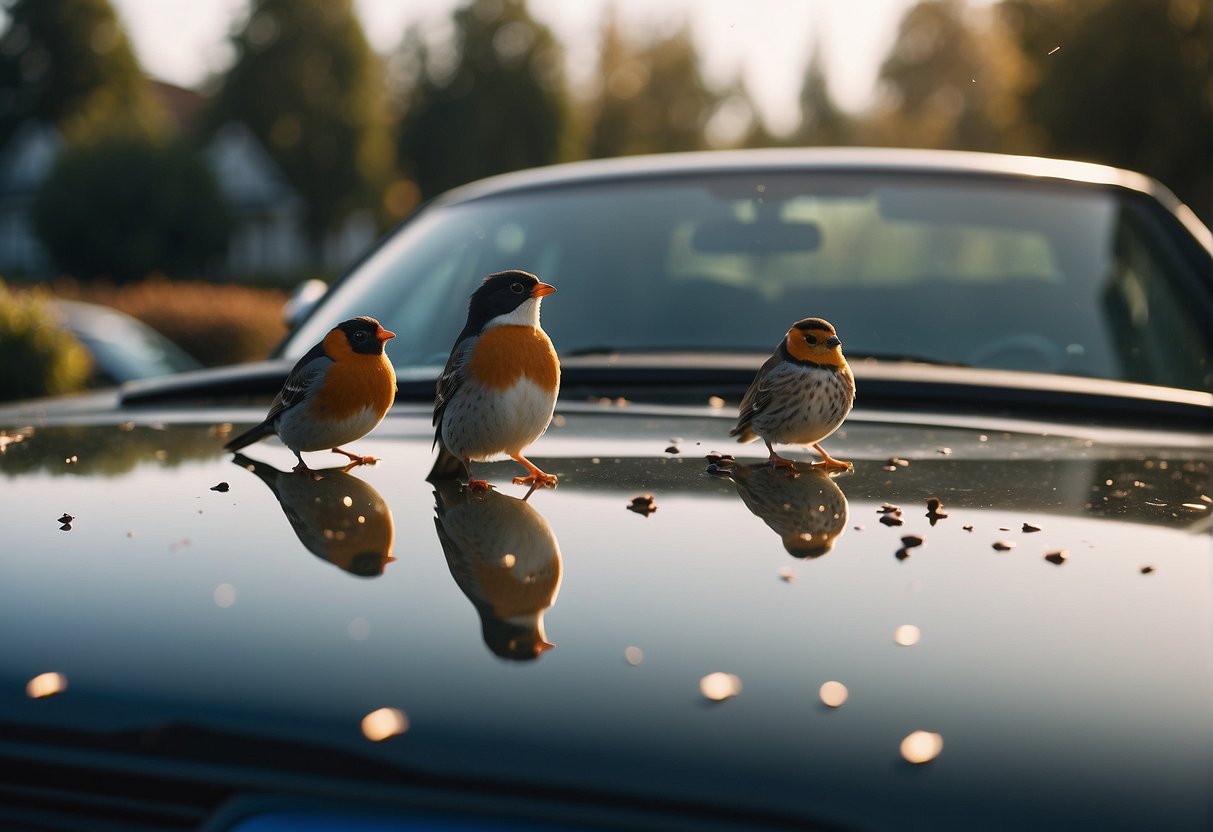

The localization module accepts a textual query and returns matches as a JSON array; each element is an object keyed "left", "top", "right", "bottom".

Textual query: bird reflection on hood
[
  {"left": 234, "top": 454, "right": 396, "bottom": 577},
  {"left": 726, "top": 463, "right": 849, "bottom": 559},
  {"left": 432, "top": 479, "right": 563, "bottom": 661}
]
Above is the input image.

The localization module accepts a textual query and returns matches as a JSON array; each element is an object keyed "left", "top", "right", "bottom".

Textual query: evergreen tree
[
  {"left": 208, "top": 0, "right": 394, "bottom": 251},
  {"left": 398, "top": 0, "right": 569, "bottom": 199},
  {"left": 870, "top": 0, "right": 1026, "bottom": 151},
  {"left": 999, "top": 0, "right": 1211, "bottom": 223},
  {"left": 0, "top": 0, "right": 162, "bottom": 146},
  {"left": 795, "top": 45, "right": 851, "bottom": 146},
  {"left": 584, "top": 12, "right": 720, "bottom": 158}
]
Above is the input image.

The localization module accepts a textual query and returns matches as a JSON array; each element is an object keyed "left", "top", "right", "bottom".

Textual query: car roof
[
  {"left": 437, "top": 147, "right": 1158, "bottom": 203},
  {"left": 430, "top": 147, "right": 1212, "bottom": 255}
]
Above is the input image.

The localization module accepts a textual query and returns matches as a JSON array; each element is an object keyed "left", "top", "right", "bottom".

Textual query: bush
[
  {"left": 0, "top": 281, "right": 92, "bottom": 402},
  {"left": 31, "top": 135, "right": 231, "bottom": 284},
  {"left": 55, "top": 276, "right": 289, "bottom": 367}
]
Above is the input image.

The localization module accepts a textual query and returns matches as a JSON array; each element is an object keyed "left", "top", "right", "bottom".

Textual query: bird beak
[
  {"left": 531, "top": 282, "right": 556, "bottom": 298},
  {"left": 825, "top": 335, "right": 841, "bottom": 348},
  {"left": 377, "top": 327, "right": 396, "bottom": 342}
]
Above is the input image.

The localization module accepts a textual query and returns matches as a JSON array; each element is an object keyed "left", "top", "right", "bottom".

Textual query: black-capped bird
[
  {"left": 433, "top": 478, "right": 562, "bottom": 661},
  {"left": 730, "top": 317, "right": 854, "bottom": 470},
  {"left": 225, "top": 316, "right": 396, "bottom": 472},
  {"left": 433, "top": 270, "right": 560, "bottom": 492}
]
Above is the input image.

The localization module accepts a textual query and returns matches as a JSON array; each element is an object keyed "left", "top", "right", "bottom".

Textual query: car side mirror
[{"left": 282, "top": 279, "right": 328, "bottom": 329}]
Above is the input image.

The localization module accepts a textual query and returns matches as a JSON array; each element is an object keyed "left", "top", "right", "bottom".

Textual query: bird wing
[
  {"left": 266, "top": 341, "right": 331, "bottom": 423},
  {"left": 433, "top": 335, "right": 475, "bottom": 442},
  {"left": 730, "top": 349, "right": 785, "bottom": 438}
]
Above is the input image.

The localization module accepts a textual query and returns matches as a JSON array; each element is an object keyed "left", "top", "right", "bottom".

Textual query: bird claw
[
  {"left": 812, "top": 459, "right": 854, "bottom": 472},
  {"left": 332, "top": 448, "right": 378, "bottom": 467},
  {"left": 512, "top": 472, "right": 558, "bottom": 488},
  {"left": 467, "top": 478, "right": 492, "bottom": 493}
]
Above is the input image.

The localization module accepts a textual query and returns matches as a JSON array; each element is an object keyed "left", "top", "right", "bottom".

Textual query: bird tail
[
  {"left": 729, "top": 424, "right": 757, "bottom": 443},
  {"left": 224, "top": 420, "right": 275, "bottom": 453}
]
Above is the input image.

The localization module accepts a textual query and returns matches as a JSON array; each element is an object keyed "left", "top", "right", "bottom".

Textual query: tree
[
  {"left": 207, "top": 0, "right": 394, "bottom": 251},
  {"left": 0, "top": 0, "right": 163, "bottom": 146},
  {"left": 398, "top": 0, "right": 569, "bottom": 199},
  {"left": 999, "top": 0, "right": 1212, "bottom": 223},
  {"left": 585, "top": 11, "right": 720, "bottom": 158},
  {"left": 795, "top": 45, "right": 851, "bottom": 146},
  {"left": 869, "top": 0, "right": 1028, "bottom": 151},
  {"left": 31, "top": 135, "right": 230, "bottom": 283}
]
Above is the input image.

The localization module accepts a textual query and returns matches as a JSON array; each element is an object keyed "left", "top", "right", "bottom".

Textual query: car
[
  {"left": 53, "top": 299, "right": 202, "bottom": 386},
  {"left": 1, "top": 148, "right": 1210, "bottom": 831}
]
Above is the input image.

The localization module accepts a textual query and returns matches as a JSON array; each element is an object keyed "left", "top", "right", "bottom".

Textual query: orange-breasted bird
[
  {"left": 225, "top": 316, "right": 396, "bottom": 472},
  {"left": 730, "top": 317, "right": 854, "bottom": 470},
  {"left": 234, "top": 454, "right": 396, "bottom": 577},
  {"left": 432, "top": 477, "right": 562, "bottom": 661},
  {"left": 434, "top": 270, "right": 560, "bottom": 492}
]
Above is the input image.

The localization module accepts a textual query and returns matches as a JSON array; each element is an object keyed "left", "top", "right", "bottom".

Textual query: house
[{"left": 0, "top": 81, "right": 372, "bottom": 278}]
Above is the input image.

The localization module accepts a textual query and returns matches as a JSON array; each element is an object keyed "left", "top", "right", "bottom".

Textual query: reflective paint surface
[{"left": 1, "top": 406, "right": 1210, "bottom": 829}]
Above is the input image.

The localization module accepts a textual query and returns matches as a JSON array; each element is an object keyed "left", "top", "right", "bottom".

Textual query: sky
[{"left": 108, "top": 0, "right": 930, "bottom": 136}]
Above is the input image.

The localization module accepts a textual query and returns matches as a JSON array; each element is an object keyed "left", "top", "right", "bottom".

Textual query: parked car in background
[
  {"left": 1, "top": 149, "right": 1209, "bottom": 831},
  {"left": 53, "top": 299, "right": 201, "bottom": 386}
]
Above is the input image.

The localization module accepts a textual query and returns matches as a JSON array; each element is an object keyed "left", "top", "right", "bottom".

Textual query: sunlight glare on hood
[{"left": 26, "top": 672, "right": 68, "bottom": 699}]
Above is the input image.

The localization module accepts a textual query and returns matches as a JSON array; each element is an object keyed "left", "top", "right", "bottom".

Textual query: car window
[{"left": 287, "top": 172, "right": 1209, "bottom": 390}]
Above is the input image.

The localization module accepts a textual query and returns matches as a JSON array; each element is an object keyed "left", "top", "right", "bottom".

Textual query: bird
[
  {"left": 432, "top": 477, "right": 563, "bottom": 661},
  {"left": 730, "top": 317, "right": 855, "bottom": 470},
  {"left": 224, "top": 316, "right": 396, "bottom": 472},
  {"left": 234, "top": 454, "right": 396, "bottom": 577},
  {"left": 727, "top": 463, "right": 849, "bottom": 559},
  {"left": 433, "top": 269, "right": 560, "bottom": 492}
]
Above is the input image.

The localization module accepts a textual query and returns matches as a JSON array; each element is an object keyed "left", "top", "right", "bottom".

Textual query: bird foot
[
  {"left": 331, "top": 448, "right": 378, "bottom": 467},
  {"left": 812, "top": 458, "right": 853, "bottom": 472},
  {"left": 292, "top": 460, "right": 313, "bottom": 474},
  {"left": 512, "top": 471, "right": 558, "bottom": 489},
  {"left": 467, "top": 478, "right": 492, "bottom": 493},
  {"left": 768, "top": 454, "right": 798, "bottom": 469}
]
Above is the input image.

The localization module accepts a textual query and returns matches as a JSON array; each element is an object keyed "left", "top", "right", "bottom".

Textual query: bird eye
[
  {"left": 805, "top": 334, "right": 818, "bottom": 345},
  {"left": 510, "top": 282, "right": 525, "bottom": 294},
  {"left": 354, "top": 331, "right": 368, "bottom": 342}
]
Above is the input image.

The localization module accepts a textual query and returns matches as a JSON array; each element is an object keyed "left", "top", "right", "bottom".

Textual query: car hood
[{"left": 1, "top": 404, "right": 1211, "bottom": 830}]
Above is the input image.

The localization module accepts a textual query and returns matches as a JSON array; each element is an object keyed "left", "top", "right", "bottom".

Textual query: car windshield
[{"left": 286, "top": 171, "right": 1209, "bottom": 390}]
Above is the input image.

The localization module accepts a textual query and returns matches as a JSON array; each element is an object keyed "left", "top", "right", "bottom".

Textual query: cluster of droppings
[
  {"left": 878, "top": 503, "right": 904, "bottom": 527},
  {"left": 704, "top": 451, "right": 736, "bottom": 477}
]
